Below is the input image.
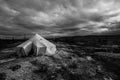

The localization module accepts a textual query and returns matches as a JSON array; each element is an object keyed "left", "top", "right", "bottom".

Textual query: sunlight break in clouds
[{"left": 0, "top": 0, "right": 120, "bottom": 37}]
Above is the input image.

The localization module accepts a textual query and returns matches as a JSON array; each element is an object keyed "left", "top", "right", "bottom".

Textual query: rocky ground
[
  {"left": 0, "top": 39, "right": 120, "bottom": 80},
  {"left": 0, "top": 49, "right": 117, "bottom": 80}
]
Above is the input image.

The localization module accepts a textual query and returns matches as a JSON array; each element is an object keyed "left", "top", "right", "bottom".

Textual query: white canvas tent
[
  {"left": 33, "top": 39, "right": 46, "bottom": 56},
  {"left": 16, "top": 40, "right": 32, "bottom": 57},
  {"left": 16, "top": 34, "right": 57, "bottom": 57}
]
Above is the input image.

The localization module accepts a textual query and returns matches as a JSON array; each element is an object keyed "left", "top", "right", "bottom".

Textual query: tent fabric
[
  {"left": 31, "top": 34, "right": 57, "bottom": 55},
  {"left": 16, "top": 34, "right": 57, "bottom": 57},
  {"left": 32, "top": 39, "right": 46, "bottom": 56},
  {"left": 16, "top": 41, "right": 32, "bottom": 57}
]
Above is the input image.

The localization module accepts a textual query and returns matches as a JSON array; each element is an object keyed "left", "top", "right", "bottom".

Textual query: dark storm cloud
[{"left": 0, "top": 0, "right": 120, "bottom": 37}]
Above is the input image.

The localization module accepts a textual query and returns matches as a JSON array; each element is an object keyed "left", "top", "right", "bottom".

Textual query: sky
[{"left": 0, "top": 0, "right": 120, "bottom": 37}]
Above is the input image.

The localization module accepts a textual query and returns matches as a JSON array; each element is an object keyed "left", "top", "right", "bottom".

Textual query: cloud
[{"left": 0, "top": 0, "right": 120, "bottom": 37}]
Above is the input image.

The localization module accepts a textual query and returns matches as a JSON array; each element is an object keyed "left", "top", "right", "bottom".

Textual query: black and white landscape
[{"left": 0, "top": 0, "right": 120, "bottom": 80}]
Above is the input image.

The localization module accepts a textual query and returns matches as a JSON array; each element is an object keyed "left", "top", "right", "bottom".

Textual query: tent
[
  {"left": 32, "top": 38, "right": 46, "bottom": 56},
  {"left": 16, "top": 40, "right": 32, "bottom": 57},
  {"left": 16, "top": 34, "right": 57, "bottom": 57}
]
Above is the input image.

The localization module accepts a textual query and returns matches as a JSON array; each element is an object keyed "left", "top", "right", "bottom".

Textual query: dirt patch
[
  {"left": 8, "top": 65, "right": 21, "bottom": 71},
  {"left": 0, "top": 73, "right": 6, "bottom": 80}
]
